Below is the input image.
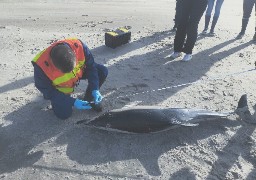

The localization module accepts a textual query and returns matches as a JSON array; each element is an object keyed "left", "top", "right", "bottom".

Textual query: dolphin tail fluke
[{"left": 235, "top": 94, "right": 256, "bottom": 124}]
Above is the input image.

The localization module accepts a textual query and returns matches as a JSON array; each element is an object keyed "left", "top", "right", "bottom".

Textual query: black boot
[
  {"left": 209, "top": 16, "right": 219, "bottom": 36},
  {"left": 202, "top": 15, "right": 211, "bottom": 34},
  {"left": 236, "top": 18, "right": 249, "bottom": 39}
]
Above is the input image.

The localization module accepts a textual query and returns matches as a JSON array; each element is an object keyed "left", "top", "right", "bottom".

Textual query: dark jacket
[{"left": 33, "top": 41, "right": 99, "bottom": 108}]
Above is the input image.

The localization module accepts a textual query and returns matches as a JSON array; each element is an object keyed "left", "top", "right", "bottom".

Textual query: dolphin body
[{"left": 77, "top": 95, "right": 250, "bottom": 134}]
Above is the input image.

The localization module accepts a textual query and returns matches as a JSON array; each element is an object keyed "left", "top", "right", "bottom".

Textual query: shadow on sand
[{"left": 1, "top": 30, "right": 255, "bottom": 178}]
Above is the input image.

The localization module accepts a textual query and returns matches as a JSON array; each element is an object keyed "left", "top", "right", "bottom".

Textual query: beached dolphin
[{"left": 77, "top": 94, "right": 253, "bottom": 134}]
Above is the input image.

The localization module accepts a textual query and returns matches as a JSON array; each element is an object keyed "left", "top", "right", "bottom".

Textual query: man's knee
[
  {"left": 99, "top": 64, "right": 108, "bottom": 78},
  {"left": 52, "top": 103, "right": 73, "bottom": 120},
  {"left": 54, "top": 111, "right": 72, "bottom": 120},
  {"left": 97, "top": 64, "right": 108, "bottom": 83}
]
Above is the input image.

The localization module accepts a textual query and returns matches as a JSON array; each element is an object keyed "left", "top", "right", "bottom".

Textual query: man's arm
[
  {"left": 81, "top": 41, "right": 100, "bottom": 91},
  {"left": 33, "top": 63, "right": 76, "bottom": 107}
]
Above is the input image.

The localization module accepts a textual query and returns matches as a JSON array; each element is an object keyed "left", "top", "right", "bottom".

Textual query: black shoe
[{"left": 89, "top": 102, "right": 103, "bottom": 112}]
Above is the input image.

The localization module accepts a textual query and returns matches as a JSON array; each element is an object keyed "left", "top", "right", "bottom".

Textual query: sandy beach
[{"left": 0, "top": 0, "right": 256, "bottom": 179}]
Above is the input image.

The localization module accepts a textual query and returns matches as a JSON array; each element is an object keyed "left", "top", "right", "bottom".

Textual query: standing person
[
  {"left": 170, "top": 0, "right": 208, "bottom": 61},
  {"left": 236, "top": 0, "right": 256, "bottom": 40},
  {"left": 202, "top": 0, "right": 224, "bottom": 36},
  {"left": 171, "top": 0, "right": 182, "bottom": 32},
  {"left": 32, "top": 38, "right": 108, "bottom": 120}
]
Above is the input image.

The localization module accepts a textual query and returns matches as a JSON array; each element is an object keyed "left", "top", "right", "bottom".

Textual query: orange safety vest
[{"left": 32, "top": 38, "right": 86, "bottom": 94}]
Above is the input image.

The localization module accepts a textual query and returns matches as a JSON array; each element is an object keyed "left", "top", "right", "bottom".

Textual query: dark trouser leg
[
  {"left": 210, "top": 0, "right": 224, "bottom": 33},
  {"left": 239, "top": 0, "right": 255, "bottom": 34},
  {"left": 204, "top": 15, "right": 211, "bottom": 31},
  {"left": 239, "top": 18, "right": 249, "bottom": 35},
  {"left": 237, "top": 18, "right": 250, "bottom": 39},
  {"left": 51, "top": 100, "right": 72, "bottom": 120},
  {"left": 173, "top": 0, "right": 183, "bottom": 29},
  {"left": 204, "top": 0, "right": 215, "bottom": 31},
  {"left": 83, "top": 64, "right": 108, "bottom": 102},
  {"left": 174, "top": 0, "right": 191, "bottom": 52},
  {"left": 210, "top": 16, "right": 219, "bottom": 33},
  {"left": 182, "top": 0, "right": 208, "bottom": 54}
]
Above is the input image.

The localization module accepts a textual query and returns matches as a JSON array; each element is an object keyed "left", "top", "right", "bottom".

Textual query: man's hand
[
  {"left": 74, "top": 99, "right": 92, "bottom": 110},
  {"left": 92, "top": 90, "right": 102, "bottom": 104}
]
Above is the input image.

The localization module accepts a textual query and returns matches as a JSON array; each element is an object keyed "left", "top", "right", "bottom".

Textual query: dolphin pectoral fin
[{"left": 180, "top": 123, "right": 199, "bottom": 127}]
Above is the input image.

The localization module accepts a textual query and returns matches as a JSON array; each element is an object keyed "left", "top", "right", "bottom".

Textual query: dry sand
[{"left": 0, "top": 0, "right": 256, "bottom": 179}]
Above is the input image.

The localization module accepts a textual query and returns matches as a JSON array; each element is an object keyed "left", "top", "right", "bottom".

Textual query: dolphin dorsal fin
[{"left": 237, "top": 94, "right": 248, "bottom": 109}]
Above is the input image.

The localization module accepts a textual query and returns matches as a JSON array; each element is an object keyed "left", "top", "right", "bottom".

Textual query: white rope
[{"left": 114, "top": 68, "right": 256, "bottom": 99}]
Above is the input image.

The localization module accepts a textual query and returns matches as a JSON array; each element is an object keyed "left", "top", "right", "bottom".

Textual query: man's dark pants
[{"left": 174, "top": 0, "right": 208, "bottom": 54}]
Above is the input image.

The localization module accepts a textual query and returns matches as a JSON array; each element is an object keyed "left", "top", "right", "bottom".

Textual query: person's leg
[
  {"left": 173, "top": 0, "right": 191, "bottom": 53},
  {"left": 96, "top": 64, "right": 108, "bottom": 88},
  {"left": 51, "top": 100, "right": 73, "bottom": 120},
  {"left": 182, "top": 0, "right": 208, "bottom": 55},
  {"left": 210, "top": 0, "right": 224, "bottom": 34},
  {"left": 203, "top": 0, "right": 215, "bottom": 32},
  {"left": 237, "top": 0, "right": 254, "bottom": 39},
  {"left": 83, "top": 64, "right": 108, "bottom": 102},
  {"left": 172, "top": 0, "right": 180, "bottom": 31}
]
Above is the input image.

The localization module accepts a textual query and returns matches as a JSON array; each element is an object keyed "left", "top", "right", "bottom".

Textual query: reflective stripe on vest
[{"left": 32, "top": 38, "right": 86, "bottom": 94}]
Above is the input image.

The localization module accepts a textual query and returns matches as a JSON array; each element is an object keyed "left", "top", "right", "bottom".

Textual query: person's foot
[
  {"left": 236, "top": 32, "right": 245, "bottom": 39},
  {"left": 182, "top": 54, "right": 192, "bottom": 61},
  {"left": 208, "top": 31, "right": 215, "bottom": 37},
  {"left": 202, "top": 29, "right": 208, "bottom": 35},
  {"left": 170, "top": 52, "right": 182, "bottom": 59}
]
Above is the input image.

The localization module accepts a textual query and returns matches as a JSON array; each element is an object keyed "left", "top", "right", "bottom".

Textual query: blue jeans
[{"left": 205, "top": 0, "right": 224, "bottom": 18}]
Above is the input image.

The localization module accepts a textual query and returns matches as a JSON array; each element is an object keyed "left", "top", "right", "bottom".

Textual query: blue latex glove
[
  {"left": 92, "top": 90, "right": 102, "bottom": 104},
  {"left": 74, "top": 99, "right": 92, "bottom": 110}
]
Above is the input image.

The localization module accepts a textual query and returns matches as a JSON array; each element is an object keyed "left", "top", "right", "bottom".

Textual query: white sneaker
[
  {"left": 170, "top": 52, "right": 182, "bottom": 59},
  {"left": 182, "top": 54, "right": 192, "bottom": 61}
]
